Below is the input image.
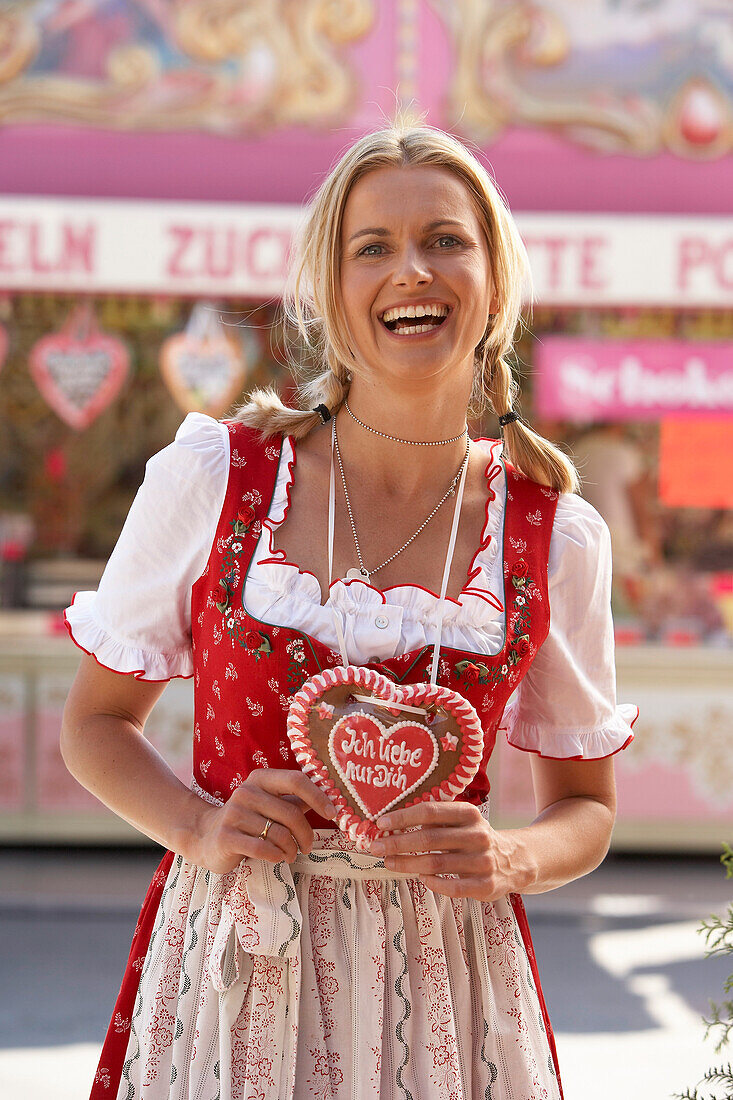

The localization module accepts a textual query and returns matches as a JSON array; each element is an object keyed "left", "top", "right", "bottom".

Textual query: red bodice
[{"left": 190, "top": 425, "right": 558, "bottom": 828}]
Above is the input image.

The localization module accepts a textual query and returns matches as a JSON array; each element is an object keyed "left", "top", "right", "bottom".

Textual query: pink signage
[
  {"left": 0, "top": 1, "right": 730, "bottom": 222},
  {"left": 535, "top": 338, "right": 733, "bottom": 421}
]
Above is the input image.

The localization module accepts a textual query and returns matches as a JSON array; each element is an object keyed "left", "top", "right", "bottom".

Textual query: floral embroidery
[
  {"left": 285, "top": 637, "right": 309, "bottom": 691},
  {"left": 218, "top": 501, "right": 277, "bottom": 656},
  {"left": 94, "top": 1067, "right": 111, "bottom": 1088},
  {"left": 454, "top": 559, "right": 534, "bottom": 689}
]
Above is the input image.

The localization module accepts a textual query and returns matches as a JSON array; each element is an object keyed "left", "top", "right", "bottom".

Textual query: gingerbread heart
[
  {"left": 160, "top": 332, "right": 246, "bottom": 417},
  {"left": 29, "top": 312, "right": 130, "bottom": 430},
  {"left": 287, "top": 665, "right": 484, "bottom": 847}
]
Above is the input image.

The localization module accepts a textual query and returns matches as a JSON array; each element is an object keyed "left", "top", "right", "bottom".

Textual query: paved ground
[{"left": 0, "top": 848, "right": 730, "bottom": 1100}]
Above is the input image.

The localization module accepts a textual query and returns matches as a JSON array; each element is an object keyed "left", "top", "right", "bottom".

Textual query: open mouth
[{"left": 380, "top": 303, "right": 450, "bottom": 336}]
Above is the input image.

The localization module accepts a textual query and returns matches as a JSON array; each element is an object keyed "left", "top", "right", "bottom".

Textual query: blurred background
[{"left": 0, "top": 2, "right": 731, "bottom": 1097}]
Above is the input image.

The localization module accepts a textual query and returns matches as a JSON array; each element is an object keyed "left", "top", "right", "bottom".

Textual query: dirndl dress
[{"left": 65, "top": 415, "right": 638, "bottom": 1099}]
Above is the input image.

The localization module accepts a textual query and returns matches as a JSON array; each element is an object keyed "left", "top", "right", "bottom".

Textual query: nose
[{"left": 391, "top": 244, "right": 433, "bottom": 289}]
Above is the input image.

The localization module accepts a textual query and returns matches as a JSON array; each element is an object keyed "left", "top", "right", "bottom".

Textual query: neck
[{"left": 336, "top": 373, "right": 472, "bottom": 498}]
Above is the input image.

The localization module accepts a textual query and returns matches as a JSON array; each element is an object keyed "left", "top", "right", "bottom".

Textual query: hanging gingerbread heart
[
  {"left": 287, "top": 665, "right": 484, "bottom": 848},
  {"left": 160, "top": 301, "right": 246, "bottom": 417},
  {"left": 29, "top": 303, "right": 130, "bottom": 430}
]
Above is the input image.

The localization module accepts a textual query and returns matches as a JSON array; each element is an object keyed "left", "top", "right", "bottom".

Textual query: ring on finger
[{"left": 258, "top": 817, "right": 274, "bottom": 841}]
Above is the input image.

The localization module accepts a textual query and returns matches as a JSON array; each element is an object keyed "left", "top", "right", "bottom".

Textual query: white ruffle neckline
[{"left": 244, "top": 436, "right": 509, "bottom": 660}]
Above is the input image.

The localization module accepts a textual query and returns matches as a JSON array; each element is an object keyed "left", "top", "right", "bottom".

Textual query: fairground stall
[{"left": 0, "top": 0, "right": 731, "bottom": 846}]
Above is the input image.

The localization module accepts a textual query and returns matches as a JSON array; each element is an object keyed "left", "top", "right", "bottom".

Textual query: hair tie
[
  {"left": 313, "top": 404, "right": 332, "bottom": 424},
  {"left": 498, "top": 411, "right": 520, "bottom": 427}
]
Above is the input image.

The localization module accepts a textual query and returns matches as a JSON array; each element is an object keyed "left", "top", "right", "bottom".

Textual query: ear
[{"left": 488, "top": 292, "right": 500, "bottom": 314}]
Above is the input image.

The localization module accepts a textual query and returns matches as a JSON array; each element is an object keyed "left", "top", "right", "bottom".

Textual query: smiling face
[{"left": 339, "top": 165, "right": 497, "bottom": 393}]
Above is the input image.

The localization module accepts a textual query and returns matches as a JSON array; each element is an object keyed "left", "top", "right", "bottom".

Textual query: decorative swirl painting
[
  {"left": 0, "top": 0, "right": 729, "bottom": 158},
  {"left": 435, "top": 0, "right": 732, "bottom": 158},
  {"left": 0, "top": 0, "right": 376, "bottom": 132}
]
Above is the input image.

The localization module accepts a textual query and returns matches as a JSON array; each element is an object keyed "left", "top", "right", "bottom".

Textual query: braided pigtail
[
  {"left": 234, "top": 358, "right": 349, "bottom": 440},
  {"left": 478, "top": 345, "right": 579, "bottom": 494}
]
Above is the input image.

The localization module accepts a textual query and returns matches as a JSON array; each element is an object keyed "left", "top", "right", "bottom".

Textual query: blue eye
[
  {"left": 436, "top": 235, "right": 460, "bottom": 248},
  {"left": 359, "top": 243, "right": 384, "bottom": 257}
]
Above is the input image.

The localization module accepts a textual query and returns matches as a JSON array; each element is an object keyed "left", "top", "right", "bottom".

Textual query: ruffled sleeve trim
[
  {"left": 64, "top": 591, "right": 194, "bottom": 681},
  {"left": 63, "top": 412, "right": 229, "bottom": 681},
  {"left": 501, "top": 702, "right": 639, "bottom": 760}
]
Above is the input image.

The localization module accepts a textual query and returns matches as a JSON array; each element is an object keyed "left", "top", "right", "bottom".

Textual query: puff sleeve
[
  {"left": 501, "top": 494, "right": 638, "bottom": 759},
  {"left": 64, "top": 413, "right": 230, "bottom": 680}
]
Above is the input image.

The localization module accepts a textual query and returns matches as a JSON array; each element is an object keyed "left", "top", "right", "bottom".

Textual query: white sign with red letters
[{"left": 0, "top": 196, "right": 730, "bottom": 306}]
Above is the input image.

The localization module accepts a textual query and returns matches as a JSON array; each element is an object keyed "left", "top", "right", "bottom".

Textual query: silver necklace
[
  {"left": 333, "top": 418, "right": 470, "bottom": 582},
  {"left": 344, "top": 398, "right": 467, "bottom": 447}
]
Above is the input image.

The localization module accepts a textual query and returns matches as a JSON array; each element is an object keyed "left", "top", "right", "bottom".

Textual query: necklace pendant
[{"left": 345, "top": 567, "right": 369, "bottom": 582}]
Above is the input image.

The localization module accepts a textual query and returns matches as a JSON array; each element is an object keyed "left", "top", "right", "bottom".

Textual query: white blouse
[{"left": 65, "top": 413, "right": 637, "bottom": 760}]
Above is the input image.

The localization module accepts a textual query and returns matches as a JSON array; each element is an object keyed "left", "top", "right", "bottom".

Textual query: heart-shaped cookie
[
  {"left": 160, "top": 332, "right": 246, "bottom": 417},
  {"left": 287, "top": 665, "right": 484, "bottom": 846},
  {"left": 29, "top": 316, "right": 130, "bottom": 430}
]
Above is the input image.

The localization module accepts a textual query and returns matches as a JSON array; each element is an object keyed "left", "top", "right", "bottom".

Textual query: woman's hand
[
  {"left": 367, "top": 801, "right": 536, "bottom": 902},
  {"left": 194, "top": 769, "right": 338, "bottom": 874}
]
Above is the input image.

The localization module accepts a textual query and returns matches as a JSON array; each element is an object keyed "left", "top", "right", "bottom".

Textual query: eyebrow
[{"left": 347, "top": 219, "right": 466, "bottom": 244}]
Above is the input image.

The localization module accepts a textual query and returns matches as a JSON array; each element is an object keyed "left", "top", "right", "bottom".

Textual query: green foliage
[{"left": 673, "top": 844, "right": 733, "bottom": 1100}]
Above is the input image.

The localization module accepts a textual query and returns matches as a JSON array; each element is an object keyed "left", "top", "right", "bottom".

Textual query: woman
[{"left": 62, "top": 120, "right": 637, "bottom": 1100}]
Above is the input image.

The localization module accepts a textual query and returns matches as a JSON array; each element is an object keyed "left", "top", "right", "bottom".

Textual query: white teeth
[
  {"left": 381, "top": 303, "right": 449, "bottom": 324},
  {"left": 392, "top": 323, "right": 435, "bottom": 335}
]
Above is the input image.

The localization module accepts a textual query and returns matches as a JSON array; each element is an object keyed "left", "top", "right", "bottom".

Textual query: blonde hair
[{"left": 235, "top": 117, "right": 578, "bottom": 493}]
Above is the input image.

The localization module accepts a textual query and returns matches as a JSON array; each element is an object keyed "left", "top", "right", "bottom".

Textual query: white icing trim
[{"left": 287, "top": 665, "right": 485, "bottom": 845}]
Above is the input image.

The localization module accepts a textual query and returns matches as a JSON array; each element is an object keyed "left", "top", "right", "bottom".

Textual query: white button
[{"left": 375, "top": 614, "right": 389, "bottom": 629}]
